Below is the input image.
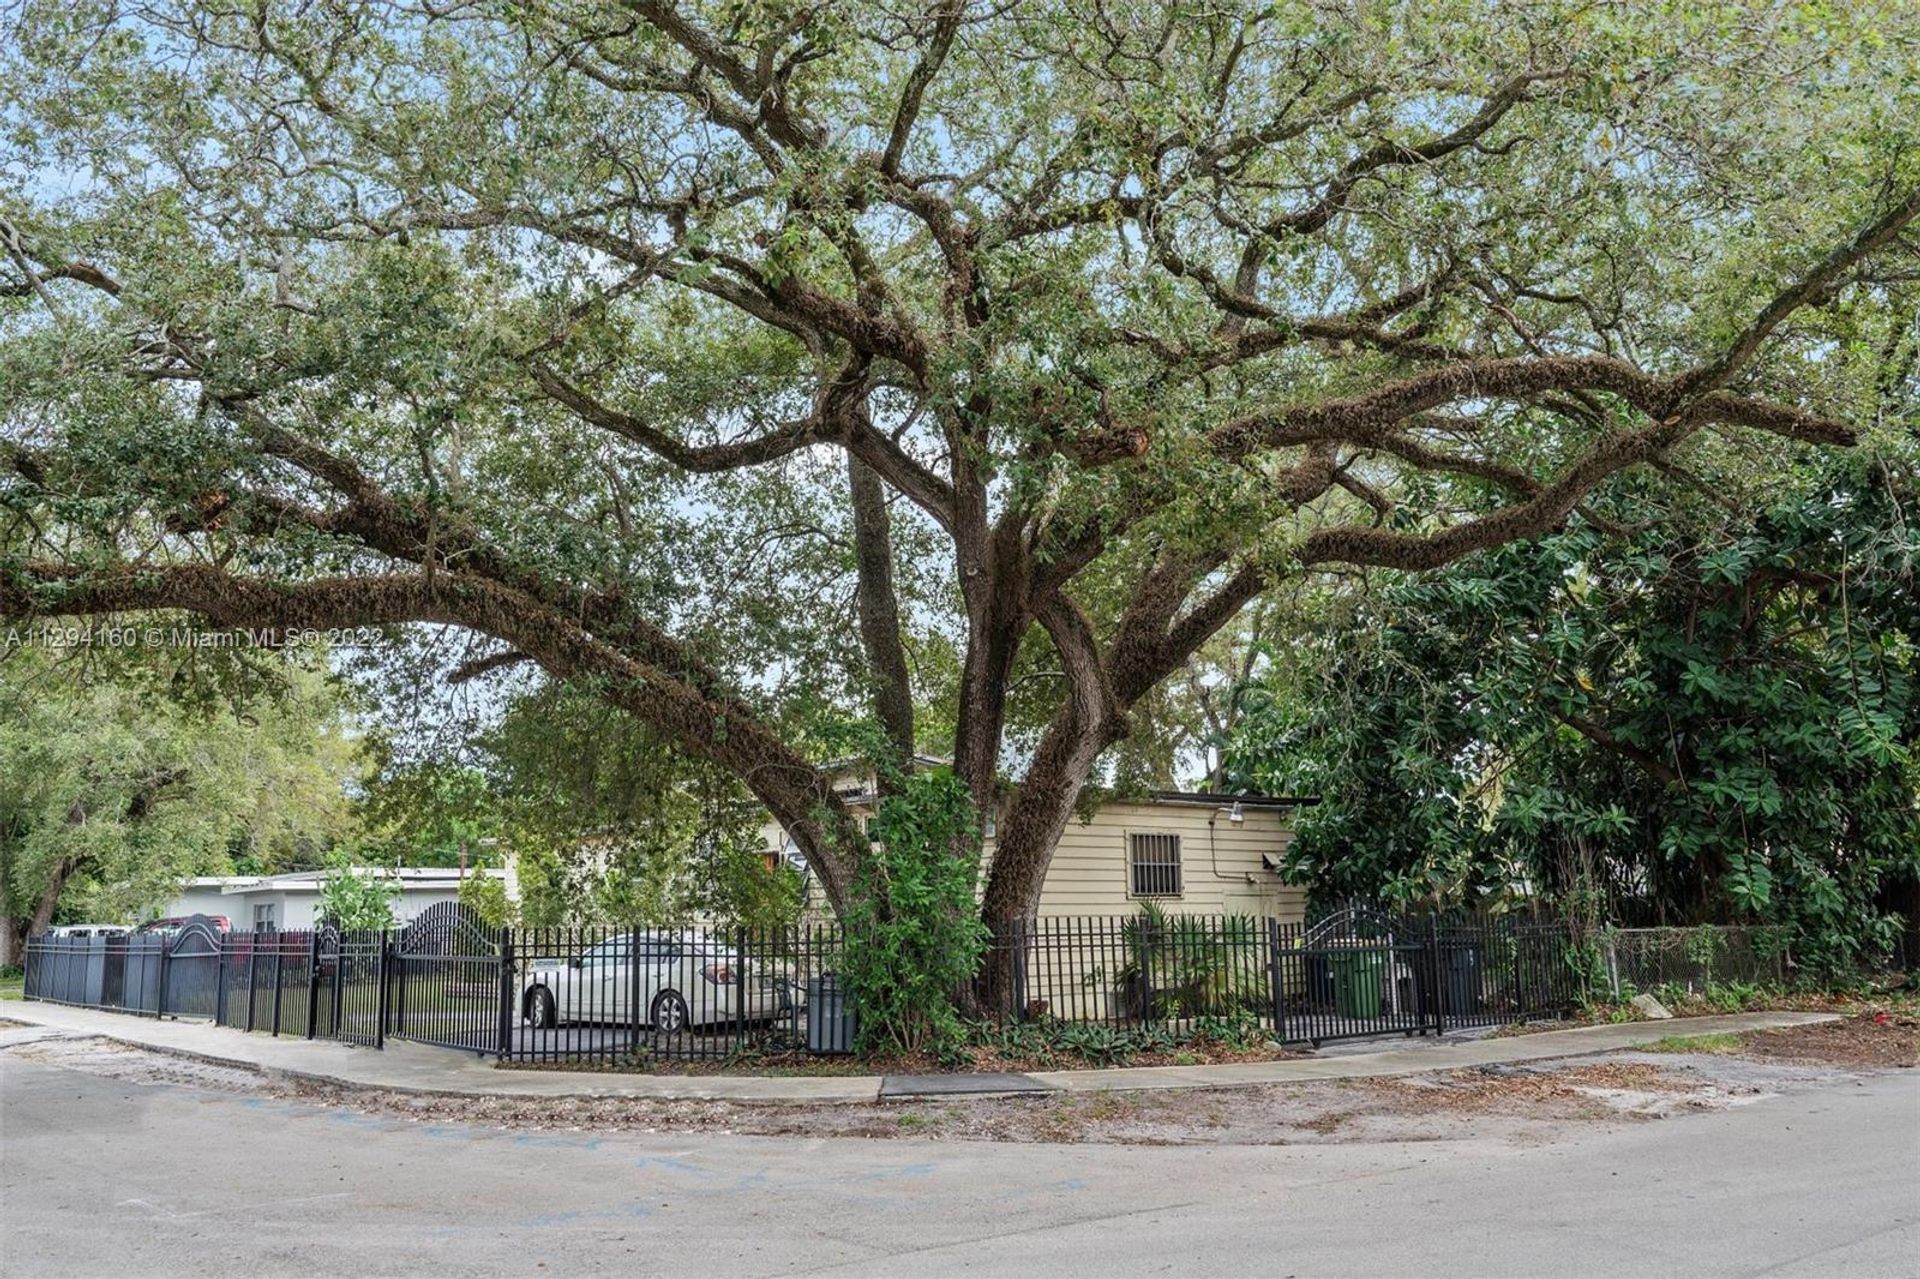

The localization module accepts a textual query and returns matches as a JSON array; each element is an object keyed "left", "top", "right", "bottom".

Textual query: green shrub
[
  {"left": 1115, "top": 904, "right": 1264, "bottom": 1019},
  {"left": 316, "top": 853, "right": 398, "bottom": 931},
  {"left": 840, "top": 769, "right": 989, "bottom": 1057},
  {"left": 966, "top": 1009, "right": 1277, "bottom": 1067}
]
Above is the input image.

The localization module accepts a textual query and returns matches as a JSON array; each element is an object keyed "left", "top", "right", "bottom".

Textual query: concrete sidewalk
[{"left": 0, "top": 999, "right": 1838, "bottom": 1103}]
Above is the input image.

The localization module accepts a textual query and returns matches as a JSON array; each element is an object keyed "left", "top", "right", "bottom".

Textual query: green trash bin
[{"left": 1329, "top": 949, "right": 1386, "bottom": 1018}]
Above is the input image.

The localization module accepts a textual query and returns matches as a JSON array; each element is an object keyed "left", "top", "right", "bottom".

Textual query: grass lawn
[
  {"left": 0, "top": 972, "right": 23, "bottom": 1001},
  {"left": 1639, "top": 1031, "right": 1745, "bottom": 1054}
]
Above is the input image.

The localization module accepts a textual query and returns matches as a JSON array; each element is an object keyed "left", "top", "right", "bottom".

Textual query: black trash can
[
  {"left": 1443, "top": 943, "right": 1483, "bottom": 1015},
  {"left": 806, "top": 974, "right": 856, "bottom": 1055},
  {"left": 1304, "top": 951, "right": 1335, "bottom": 1010}
]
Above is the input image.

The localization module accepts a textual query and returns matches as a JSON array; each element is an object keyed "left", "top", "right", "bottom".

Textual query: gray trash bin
[{"left": 806, "top": 974, "right": 856, "bottom": 1055}]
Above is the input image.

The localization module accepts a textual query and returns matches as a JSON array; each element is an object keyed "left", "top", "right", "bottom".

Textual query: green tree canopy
[
  {"left": 1226, "top": 452, "right": 1920, "bottom": 974},
  {"left": 0, "top": 646, "right": 359, "bottom": 962},
  {"left": 3, "top": 1, "right": 1917, "bottom": 951}
]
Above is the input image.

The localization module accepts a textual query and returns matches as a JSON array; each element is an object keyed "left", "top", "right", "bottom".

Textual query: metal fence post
[
  {"left": 393, "top": 931, "right": 409, "bottom": 1039},
  {"left": 1426, "top": 914, "right": 1444, "bottom": 1036},
  {"left": 627, "top": 926, "right": 641, "bottom": 1057},
  {"left": 1011, "top": 919, "right": 1030, "bottom": 1019},
  {"left": 214, "top": 935, "right": 229, "bottom": 1027},
  {"left": 155, "top": 937, "right": 170, "bottom": 1020},
  {"left": 270, "top": 941, "right": 285, "bottom": 1037},
  {"left": 331, "top": 936, "right": 347, "bottom": 1040},
  {"left": 494, "top": 927, "right": 515, "bottom": 1059},
  {"left": 733, "top": 926, "right": 748, "bottom": 1044},
  {"left": 245, "top": 939, "right": 259, "bottom": 1031},
  {"left": 305, "top": 930, "right": 322, "bottom": 1039},
  {"left": 1266, "top": 916, "right": 1287, "bottom": 1038},
  {"left": 1139, "top": 915, "right": 1156, "bottom": 1025},
  {"left": 375, "top": 930, "right": 391, "bottom": 1050}
]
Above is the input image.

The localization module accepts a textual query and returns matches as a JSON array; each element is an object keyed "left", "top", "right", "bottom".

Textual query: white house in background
[
  {"left": 159, "top": 867, "right": 515, "bottom": 932},
  {"left": 762, "top": 758, "right": 1319, "bottom": 923}
]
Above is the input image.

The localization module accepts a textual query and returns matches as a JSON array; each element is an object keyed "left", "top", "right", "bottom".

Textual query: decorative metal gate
[
  {"left": 389, "top": 907, "right": 506, "bottom": 1055},
  {"left": 1271, "top": 907, "right": 1441, "bottom": 1046}
]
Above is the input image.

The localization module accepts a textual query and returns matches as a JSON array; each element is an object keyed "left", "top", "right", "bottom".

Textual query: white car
[{"left": 519, "top": 932, "right": 788, "bottom": 1033}]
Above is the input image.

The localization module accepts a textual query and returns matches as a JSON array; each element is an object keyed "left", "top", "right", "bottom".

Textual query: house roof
[
  {"left": 789, "top": 787, "right": 1319, "bottom": 816},
  {"left": 1143, "top": 790, "right": 1320, "bottom": 810},
  {"left": 815, "top": 755, "right": 1320, "bottom": 812},
  {"left": 820, "top": 752, "right": 952, "bottom": 775},
  {"left": 180, "top": 868, "right": 508, "bottom": 895}
]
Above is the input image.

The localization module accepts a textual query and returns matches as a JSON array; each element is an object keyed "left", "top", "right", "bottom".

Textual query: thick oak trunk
[
  {"left": 847, "top": 452, "right": 915, "bottom": 770},
  {"left": 952, "top": 521, "right": 1030, "bottom": 816}
]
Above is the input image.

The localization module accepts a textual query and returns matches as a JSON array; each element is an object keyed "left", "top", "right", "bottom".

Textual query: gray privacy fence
[
  {"left": 25, "top": 907, "right": 1590, "bottom": 1063},
  {"left": 23, "top": 922, "right": 391, "bottom": 1043}
]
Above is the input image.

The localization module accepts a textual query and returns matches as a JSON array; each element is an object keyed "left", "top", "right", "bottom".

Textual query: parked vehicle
[
  {"left": 45, "top": 924, "right": 130, "bottom": 939},
  {"left": 134, "top": 914, "right": 233, "bottom": 936},
  {"left": 520, "top": 931, "right": 786, "bottom": 1032}
]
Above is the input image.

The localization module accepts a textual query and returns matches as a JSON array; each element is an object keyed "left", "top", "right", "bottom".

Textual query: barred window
[{"left": 1128, "top": 832, "right": 1183, "bottom": 897}]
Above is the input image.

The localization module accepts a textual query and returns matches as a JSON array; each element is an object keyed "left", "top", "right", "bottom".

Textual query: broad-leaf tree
[
  {"left": 1226, "top": 454, "right": 1920, "bottom": 973},
  {"left": 3, "top": 1, "right": 1917, "bottom": 945},
  {"left": 0, "top": 648, "right": 358, "bottom": 962}
]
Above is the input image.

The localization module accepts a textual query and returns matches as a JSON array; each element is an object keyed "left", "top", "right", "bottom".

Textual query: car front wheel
[
  {"left": 526, "top": 986, "right": 557, "bottom": 1029},
  {"left": 650, "top": 989, "right": 690, "bottom": 1035}
]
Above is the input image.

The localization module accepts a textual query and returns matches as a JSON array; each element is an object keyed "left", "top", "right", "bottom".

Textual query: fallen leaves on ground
[
  {"left": 1740, "top": 1011, "right": 1919, "bottom": 1068},
  {"left": 1367, "top": 1062, "right": 1692, "bottom": 1116}
]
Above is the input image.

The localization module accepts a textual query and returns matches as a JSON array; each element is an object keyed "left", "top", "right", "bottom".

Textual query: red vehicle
[{"left": 135, "top": 914, "right": 233, "bottom": 936}]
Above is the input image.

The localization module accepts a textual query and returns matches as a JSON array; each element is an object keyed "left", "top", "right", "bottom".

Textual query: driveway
[{"left": 1, "top": 1048, "right": 1914, "bottom": 1277}]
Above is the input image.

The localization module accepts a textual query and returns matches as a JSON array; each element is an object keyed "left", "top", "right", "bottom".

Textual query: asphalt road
[{"left": 1, "top": 1054, "right": 1915, "bottom": 1278}]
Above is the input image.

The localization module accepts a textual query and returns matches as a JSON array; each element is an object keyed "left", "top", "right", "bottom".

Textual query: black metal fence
[
  {"left": 502, "top": 924, "right": 846, "bottom": 1066},
  {"left": 24, "top": 907, "right": 1586, "bottom": 1063},
  {"left": 989, "top": 909, "right": 1582, "bottom": 1046}
]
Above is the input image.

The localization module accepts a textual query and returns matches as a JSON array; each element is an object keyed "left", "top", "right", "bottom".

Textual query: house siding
[
  {"left": 770, "top": 794, "right": 1307, "bottom": 928},
  {"left": 158, "top": 880, "right": 490, "bottom": 931},
  {"left": 1032, "top": 801, "right": 1305, "bottom": 923}
]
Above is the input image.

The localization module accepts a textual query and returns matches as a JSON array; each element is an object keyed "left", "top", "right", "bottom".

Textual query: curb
[{"left": 0, "top": 1003, "right": 1844, "bottom": 1104}]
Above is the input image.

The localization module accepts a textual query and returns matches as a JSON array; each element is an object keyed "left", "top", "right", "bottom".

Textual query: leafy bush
[
  {"left": 316, "top": 853, "right": 398, "bottom": 931},
  {"left": 967, "top": 1008, "right": 1275, "bottom": 1067},
  {"left": 1115, "top": 904, "right": 1265, "bottom": 1019},
  {"left": 840, "top": 769, "right": 989, "bottom": 1057},
  {"left": 457, "top": 870, "right": 514, "bottom": 928}
]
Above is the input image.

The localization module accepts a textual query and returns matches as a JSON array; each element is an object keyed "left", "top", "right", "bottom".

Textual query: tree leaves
[{"left": 1225, "top": 451, "right": 1919, "bottom": 972}]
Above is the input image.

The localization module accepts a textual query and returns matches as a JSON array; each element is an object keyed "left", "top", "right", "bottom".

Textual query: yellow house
[{"left": 761, "top": 757, "right": 1316, "bottom": 925}]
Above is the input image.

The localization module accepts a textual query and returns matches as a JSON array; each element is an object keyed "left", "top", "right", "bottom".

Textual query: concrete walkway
[{"left": 0, "top": 999, "right": 1838, "bottom": 1103}]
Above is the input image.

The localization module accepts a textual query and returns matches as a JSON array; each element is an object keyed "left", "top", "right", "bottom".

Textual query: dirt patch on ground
[
  {"left": 1367, "top": 1062, "right": 1693, "bottom": 1116},
  {"left": 1740, "top": 1011, "right": 1920, "bottom": 1068},
  {"left": 290, "top": 1057, "right": 1779, "bottom": 1146},
  {"left": 0, "top": 1030, "right": 1890, "bottom": 1147},
  {"left": 1490, "top": 991, "right": 1912, "bottom": 1039},
  {"left": 6, "top": 1035, "right": 271, "bottom": 1092},
  {"left": 282, "top": 1076, "right": 1604, "bottom": 1146}
]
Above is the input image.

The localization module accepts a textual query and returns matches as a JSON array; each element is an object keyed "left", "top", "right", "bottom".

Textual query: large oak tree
[{"left": 3, "top": 1, "right": 1917, "bottom": 939}]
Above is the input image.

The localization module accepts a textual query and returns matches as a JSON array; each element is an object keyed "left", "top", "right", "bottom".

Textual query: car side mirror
[{"left": 567, "top": 956, "right": 582, "bottom": 969}]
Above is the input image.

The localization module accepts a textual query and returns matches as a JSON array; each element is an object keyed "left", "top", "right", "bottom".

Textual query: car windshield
[{"left": 579, "top": 934, "right": 691, "bottom": 965}]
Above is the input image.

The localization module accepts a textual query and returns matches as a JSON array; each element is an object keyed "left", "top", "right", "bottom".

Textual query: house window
[
  {"left": 1127, "top": 832, "right": 1183, "bottom": 898},
  {"left": 252, "top": 903, "right": 278, "bottom": 932}
]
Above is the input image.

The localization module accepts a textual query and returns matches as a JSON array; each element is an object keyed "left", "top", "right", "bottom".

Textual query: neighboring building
[
  {"left": 160, "top": 867, "right": 514, "bottom": 932},
  {"left": 761, "top": 759, "right": 1317, "bottom": 923}
]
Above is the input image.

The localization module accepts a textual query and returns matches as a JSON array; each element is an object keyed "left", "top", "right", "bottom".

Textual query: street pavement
[{"left": 1, "top": 1049, "right": 1914, "bottom": 1277}]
